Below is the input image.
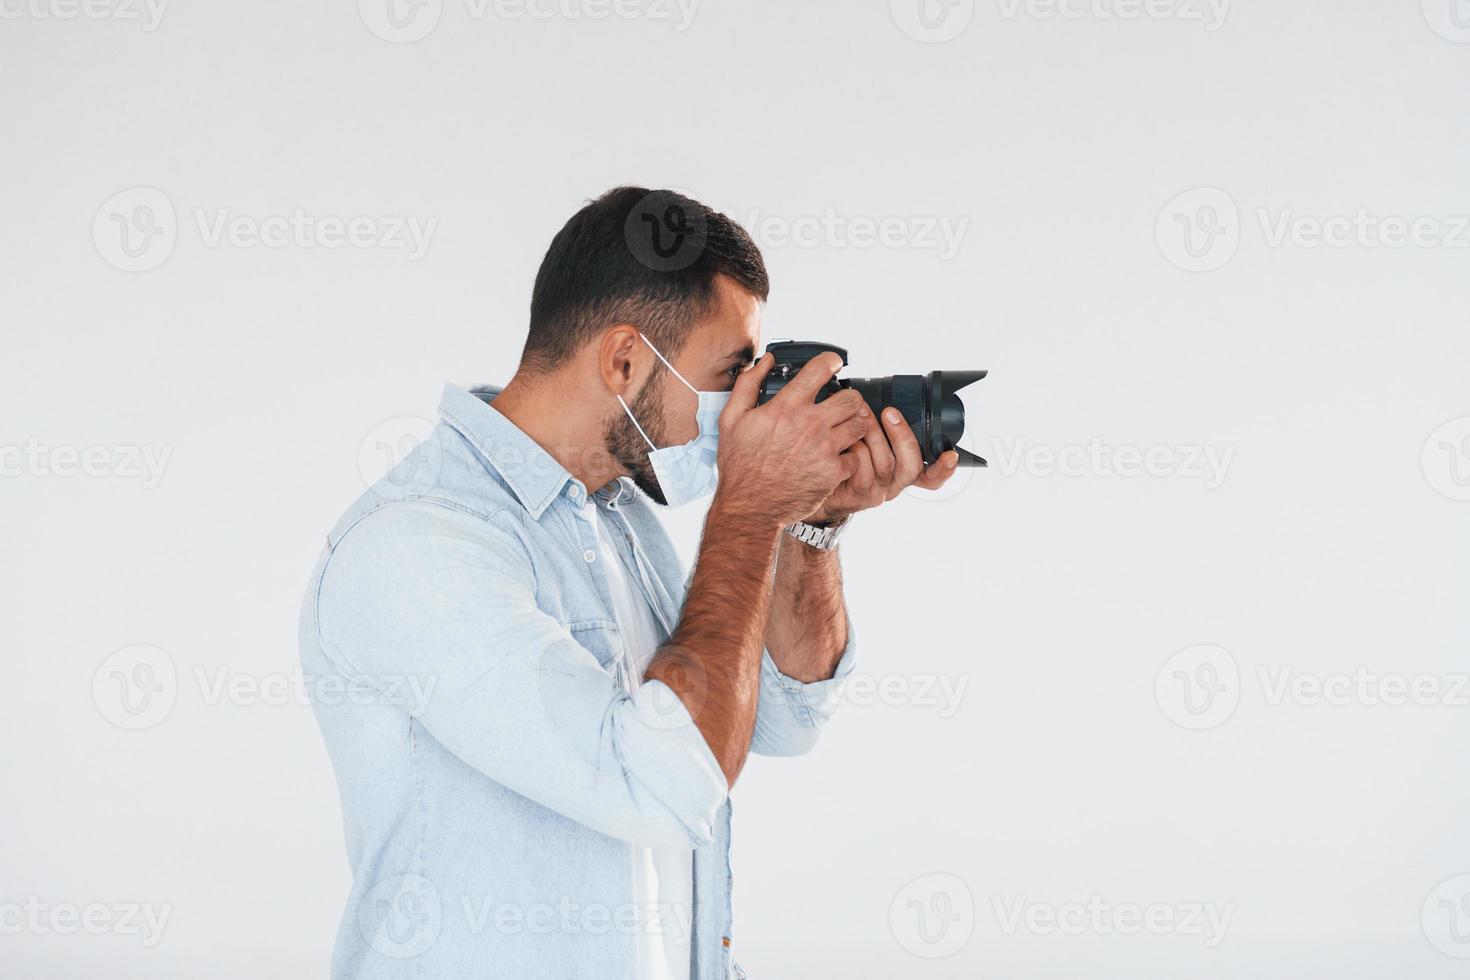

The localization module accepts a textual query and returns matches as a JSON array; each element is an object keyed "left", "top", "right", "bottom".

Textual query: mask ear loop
[
  {"left": 617, "top": 395, "right": 658, "bottom": 453},
  {"left": 637, "top": 331, "right": 699, "bottom": 396}
]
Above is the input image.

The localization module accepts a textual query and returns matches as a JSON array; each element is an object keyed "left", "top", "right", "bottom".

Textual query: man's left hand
[{"left": 805, "top": 406, "right": 960, "bottom": 525}]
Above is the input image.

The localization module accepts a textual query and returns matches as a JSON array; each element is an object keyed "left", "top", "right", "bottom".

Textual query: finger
[
  {"left": 772, "top": 351, "right": 845, "bottom": 406},
  {"left": 817, "top": 388, "right": 867, "bottom": 427},
  {"left": 880, "top": 406, "right": 925, "bottom": 487},
  {"left": 847, "top": 441, "right": 876, "bottom": 497},
  {"left": 911, "top": 450, "right": 960, "bottom": 491},
  {"left": 830, "top": 411, "right": 871, "bottom": 453},
  {"left": 861, "top": 411, "right": 897, "bottom": 487},
  {"left": 726, "top": 351, "right": 774, "bottom": 415}
]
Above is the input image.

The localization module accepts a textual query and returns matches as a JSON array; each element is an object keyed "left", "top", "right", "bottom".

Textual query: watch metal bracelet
[{"left": 783, "top": 515, "right": 848, "bottom": 551}]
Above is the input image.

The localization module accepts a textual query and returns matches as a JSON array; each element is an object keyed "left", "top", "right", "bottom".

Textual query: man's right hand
[{"left": 714, "top": 351, "right": 874, "bottom": 527}]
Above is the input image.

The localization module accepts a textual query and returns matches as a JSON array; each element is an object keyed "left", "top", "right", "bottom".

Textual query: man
[{"left": 300, "top": 187, "right": 959, "bottom": 979}]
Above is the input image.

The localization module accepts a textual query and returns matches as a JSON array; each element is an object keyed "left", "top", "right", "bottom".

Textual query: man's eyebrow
[{"left": 724, "top": 345, "right": 756, "bottom": 364}]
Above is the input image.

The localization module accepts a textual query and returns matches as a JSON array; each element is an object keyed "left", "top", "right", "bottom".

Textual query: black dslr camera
[{"left": 755, "top": 340, "right": 988, "bottom": 467}]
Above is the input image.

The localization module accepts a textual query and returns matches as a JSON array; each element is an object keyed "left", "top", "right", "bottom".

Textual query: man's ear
[{"left": 598, "top": 325, "right": 644, "bottom": 396}]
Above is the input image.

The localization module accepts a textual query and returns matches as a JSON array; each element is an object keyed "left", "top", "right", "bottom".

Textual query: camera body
[{"left": 755, "top": 339, "right": 988, "bottom": 468}]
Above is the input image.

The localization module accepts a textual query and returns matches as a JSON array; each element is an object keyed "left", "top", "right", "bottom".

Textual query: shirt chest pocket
[{"left": 564, "top": 619, "right": 624, "bottom": 673}]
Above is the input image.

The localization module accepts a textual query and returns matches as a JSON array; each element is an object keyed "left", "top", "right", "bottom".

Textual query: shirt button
[{"left": 583, "top": 549, "right": 596, "bottom": 563}]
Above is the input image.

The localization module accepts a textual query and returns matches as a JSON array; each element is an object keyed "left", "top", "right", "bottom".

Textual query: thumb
[{"left": 727, "top": 352, "right": 775, "bottom": 414}]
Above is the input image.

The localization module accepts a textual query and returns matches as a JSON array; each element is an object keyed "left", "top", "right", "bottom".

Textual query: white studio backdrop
[{"left": 3, "top": 1, "right": 1469, "bottom": 977}]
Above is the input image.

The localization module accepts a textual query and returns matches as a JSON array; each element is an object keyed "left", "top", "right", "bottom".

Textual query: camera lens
[{"left": 839, "top": 371, "right": 987, "bottom": 467}]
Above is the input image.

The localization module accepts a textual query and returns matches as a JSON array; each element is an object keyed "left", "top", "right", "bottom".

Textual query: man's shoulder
[
  {"left": 312, "top": 497, "right": 534, "bottom": 639},
  {"left": 330, "top": 420, "right": 523, "bottom": 533},
  {"left": 330, "top": 495, "right": 527, "bottom": 568},
  {"left": 323, "top": 420, "right": 536, "bottom": 591}
]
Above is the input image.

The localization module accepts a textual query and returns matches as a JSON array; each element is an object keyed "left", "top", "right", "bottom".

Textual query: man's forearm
[
  {"left": 763, "top": 533, "right": 849, "bottom": 684},
  {"left": 644, "top": 497, "right": 783, "bottom": 788}
]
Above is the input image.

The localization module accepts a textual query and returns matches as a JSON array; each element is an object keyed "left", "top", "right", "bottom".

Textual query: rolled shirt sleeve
[{"left": 750, "top": 612, "right": 858, "bottom": 757}]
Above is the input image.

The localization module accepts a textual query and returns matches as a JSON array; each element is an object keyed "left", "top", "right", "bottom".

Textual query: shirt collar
[{"left": 437, "top": 383, "right": 635, "bottom": 519}]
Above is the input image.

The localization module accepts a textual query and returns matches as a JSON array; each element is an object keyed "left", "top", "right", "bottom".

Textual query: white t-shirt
[{"left": 577, "top": 497, "right": 694, "bottom": 980}]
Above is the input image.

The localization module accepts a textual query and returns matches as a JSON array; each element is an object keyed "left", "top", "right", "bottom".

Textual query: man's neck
[{"left": 491, "top": 372, "right": 624, "bottom": 494}]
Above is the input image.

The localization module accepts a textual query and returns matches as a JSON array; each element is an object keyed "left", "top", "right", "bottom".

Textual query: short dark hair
[{"left": 522, "top": 186, "right": 769, "bottom": 372}]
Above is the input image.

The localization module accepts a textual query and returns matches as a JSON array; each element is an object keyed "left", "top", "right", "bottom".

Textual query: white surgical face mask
[{"left": 617, "top": 332, "right": 731, "bottom": 508}]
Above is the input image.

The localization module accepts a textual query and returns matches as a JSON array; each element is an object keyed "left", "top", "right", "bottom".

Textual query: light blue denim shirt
[{"left": 299, "top": 384, "right": 857, "bottom": 980}]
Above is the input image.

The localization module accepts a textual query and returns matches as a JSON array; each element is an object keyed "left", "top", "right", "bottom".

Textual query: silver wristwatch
[{"left": 784, "top": 515, "right": 849, "bottom": 551}]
